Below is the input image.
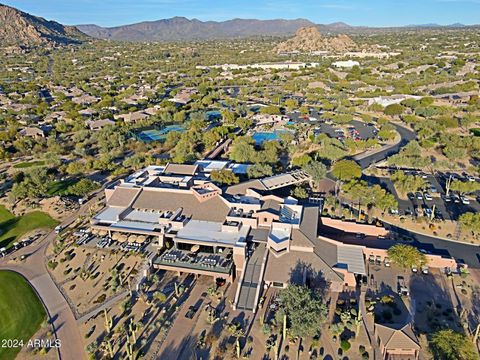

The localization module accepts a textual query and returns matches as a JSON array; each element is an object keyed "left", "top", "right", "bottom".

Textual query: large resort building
[{"left": 91, "top": 163, "right": 458, "bottom": 312}]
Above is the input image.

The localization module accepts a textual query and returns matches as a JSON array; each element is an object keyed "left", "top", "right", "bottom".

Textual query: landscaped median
[{"left": 0, "top": 270, "right": 47, "bottom": 360}]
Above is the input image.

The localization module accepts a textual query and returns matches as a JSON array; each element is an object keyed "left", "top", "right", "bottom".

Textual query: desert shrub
[
  {"left": 93, "top": 293, "right": 107, "bottom": 304},
  {"left": 340, "top": 340, "right": 351, "bottom": 352}
]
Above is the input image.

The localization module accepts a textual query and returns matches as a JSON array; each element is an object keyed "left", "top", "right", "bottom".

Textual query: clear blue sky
[{"left": 3, "top": 0, "right": 479, "bottom": 27}]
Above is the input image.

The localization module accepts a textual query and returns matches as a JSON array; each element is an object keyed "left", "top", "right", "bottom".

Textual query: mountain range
[
  {"left": 76, "top": 17, "right": 316, "bottom": 41},
  {"left": 1, "top": 2, "right": 478, "bottom": 48},
  {"left": 0, "top": 3, "right": 85, "bottom": 48}
]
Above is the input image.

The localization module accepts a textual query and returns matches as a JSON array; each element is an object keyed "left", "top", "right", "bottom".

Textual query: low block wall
[
  {"left": 363, "top": 248, "right": 457, "bottom": 269},
  {"left": 322, "top": 218, "right": 389, "bottom": 237}
]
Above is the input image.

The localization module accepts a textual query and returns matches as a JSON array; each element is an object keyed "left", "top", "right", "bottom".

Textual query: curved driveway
[
  {"left": 331, "top": 122, "right": 480, "bottom": 268},
  {"left": 354, "top": 122, "right": 416, "bottom": 169},
  {"left": 0, "top": 193, "right": 104, "bottom": 360}
]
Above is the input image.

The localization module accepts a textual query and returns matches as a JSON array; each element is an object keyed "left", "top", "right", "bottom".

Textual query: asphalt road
[
  {"left": 0, "top": 189, "right": 106, "bottom": 360},
  {"left": 355, "top": 123, "right": 416, "bottom": 169},
  {"left": 389, "top": 224, "right": 480, "bottom": 269}
]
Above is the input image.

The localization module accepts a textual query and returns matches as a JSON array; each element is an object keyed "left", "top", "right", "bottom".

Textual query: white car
[
  {"left": 467, "top": 175, "right": 476, "bottom": 182},
  {"left": 461, "top": 196, "right": 470, "bottom": 205},
  {"left": 424, "top": 193, "right": 433, "bottom": 201},
  {"left": 412, "top": 265, "right": 418, "bottom": 273}
]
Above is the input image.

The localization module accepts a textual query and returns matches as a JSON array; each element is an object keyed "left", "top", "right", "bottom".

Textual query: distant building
[
  {"left": 332, "top": 60, "right": 360, "bottom": 68},
  {"left": 197, "top": 62, "right": 320, "bottom": 71},
  {"left": 72, "top": 94, "right": 99, "bottom": 105},
  {"left": 252, "top": 114, "right": 289, "bottom": 127},
  {"left": 367, "top": 95, "right": 421, "bottom": 107},
  {"left": 86, "top": 119, "right": 115, "bottom": 130},
  {"left": 115, "top": 111, "right": 149, "bottom": 123},
  {"left": 20, "top": 127, "right": 46, "bottom": 138},
  {"left": 169, "top": 88, "right": 197, "bottom": 105}
]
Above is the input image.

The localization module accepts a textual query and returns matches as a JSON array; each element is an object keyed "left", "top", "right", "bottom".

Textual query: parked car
[
  {"left": 461, "top": 196, "right": 470, "bottom": 205},
  {"left": 389, "top": 208, "right": 399, "bottom": 215},
  {"left": 442, "top": 194, "right": 452, "bottom": 202},
  {"left": 408, "top": 192, "right": 416, "bottom": 201},
  {"left": 423, "top": 206, "right": 433, "bottom": 217},
  {"left": 452, "top": 194, "right": 461, "bottom": 203},
  {"left": 384, "top": 257, "right": 391, "bottom": 267},
  {"left": 467, "top": 175, "right": 476, "bottom": 182},
  {"left": 397, "top": 276, "right": 409, "bottom": 296},
  {"left": 421, "top": 265, "right": 429, "bottom": 274},
  {"left": 412, "top": 265, "right": 418, "bottom": 273},
  {"left": 424, "top": 192, "right": 433, "bottom": 201},
  {"left": 415, "top": 192, "right": 423, "bottom": 200}
]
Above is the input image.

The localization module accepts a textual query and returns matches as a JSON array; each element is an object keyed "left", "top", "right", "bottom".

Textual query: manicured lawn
[
  {"left": 12, "top": 160, "right": 46, "bottom": 169},
  {"left": 0, "top": 271, "right": 47, "bottom": 360},
  {"left": 46, "top": 179, "right": 79, "bottom": 196},
  {"left": 0, "top": 206, "right": 58, "bottom": 249}
]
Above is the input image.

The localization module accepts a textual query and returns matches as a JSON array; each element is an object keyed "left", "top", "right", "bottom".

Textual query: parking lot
[
  {"left": 365, "top": 170, "right": 480, "bottom": 221},
  {"left": 288, "top": 109, "right": 378, "bottom": 141}
]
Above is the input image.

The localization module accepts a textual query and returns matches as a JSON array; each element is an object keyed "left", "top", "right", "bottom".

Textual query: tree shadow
[
  {"left": 154, "top": 334, "right": 197, "bottom": 360},
  {"left": 409, "top": 273, "right": 462, "bottom": 334},
  {"left": 289, "top": 260, "right": 327, "bottom": 293},
  {"left": 366, "top": 282, "right": 410, "bottom": 326}
]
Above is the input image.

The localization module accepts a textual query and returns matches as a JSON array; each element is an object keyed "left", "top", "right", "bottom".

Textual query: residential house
[{"left": 374, "top": 323, "right": 420, "bottom": 360}]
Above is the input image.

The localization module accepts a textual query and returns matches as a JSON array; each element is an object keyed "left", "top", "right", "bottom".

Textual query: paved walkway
[
  {"left": 360, "top": 290, "right": 380, "bottom": 360},
  {"left": 0, "top": 191, "right": 105, "bottom": 360},
  {"left": 156, "top": 278, "right": 209, "bottom": 360}
]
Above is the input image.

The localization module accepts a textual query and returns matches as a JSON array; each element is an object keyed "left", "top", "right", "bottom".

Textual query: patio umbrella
[
  {"left": 137, "top": 235, "right": 147, "bottom": 244},
  {"left": 190, "top": 245, "right": 200, "bottom": 253},
  {"left": 118, "top": 234, "right": 128, "bottom": 243},
  {"left": 129, "top": 235, "right": 138, "bottom": 243},
  {"left": 112, "top": 233, "right": 120, "bottom": 241}
]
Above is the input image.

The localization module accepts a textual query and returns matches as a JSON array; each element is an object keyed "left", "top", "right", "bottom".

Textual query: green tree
[
  {"left": 67, "top": 179, "right": 99, "bottom": 196},
  {"left": 459, "top": 212, "right": 480, "bottom": 234},
  {"left": 303, "top": 161, "right": 327, "bottom": 189},
  {"left": 247, "top": 164, "right": 273, "bottom": 179},
  {"left": 291, "top": 186, "right": 308, "bottom": 199},
  {"left": 384, "top": 104, "right": 405, "bottom": 117},
  {"left": 332, "top": 160, "right": 361, "bottom": 182},
  {"left": 210, "top": 170, "right": 239, "bottom": 185},
  {"left": 229, "top": 137, "right": 256, "bottom": 163},
  {"left": 430, "top": 329, "right": 479, "bottom": 360},
  {"left": 387, "top": 244, "right": 426, "bottom": 270},
  {"left": 391, "top": 171, "right": 427, "bottom": 196},
  {"left": 276, "top": 285, "right": 327, "bottom": 338}
]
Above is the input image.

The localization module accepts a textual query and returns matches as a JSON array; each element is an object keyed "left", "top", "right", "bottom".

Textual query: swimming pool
[
  {"left": 252, "top": 130, "right": 290, "bottom": 145},
  {"left": 205, "top": 110, "right": 222, "bottom": 121}
]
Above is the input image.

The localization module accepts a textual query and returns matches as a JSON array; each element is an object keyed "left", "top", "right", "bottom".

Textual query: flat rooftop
[
  {"left": 261, "top": 171, "right": 310, "bottom": 190},
  {"left": 176, "top": 220, "right": 249, "bottom": 246}
]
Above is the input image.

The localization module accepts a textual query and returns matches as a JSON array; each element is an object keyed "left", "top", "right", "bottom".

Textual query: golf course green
[
  {"left": 0, "top": 270, "right": 47, "bottom": 360},
  {"left": 0, "top": 205, "right": 58, "bottom": 249}
]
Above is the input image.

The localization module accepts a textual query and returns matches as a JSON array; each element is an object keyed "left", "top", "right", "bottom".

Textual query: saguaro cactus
[{"left": 104, "top": 309, "right": 113, "bottom": 333}]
